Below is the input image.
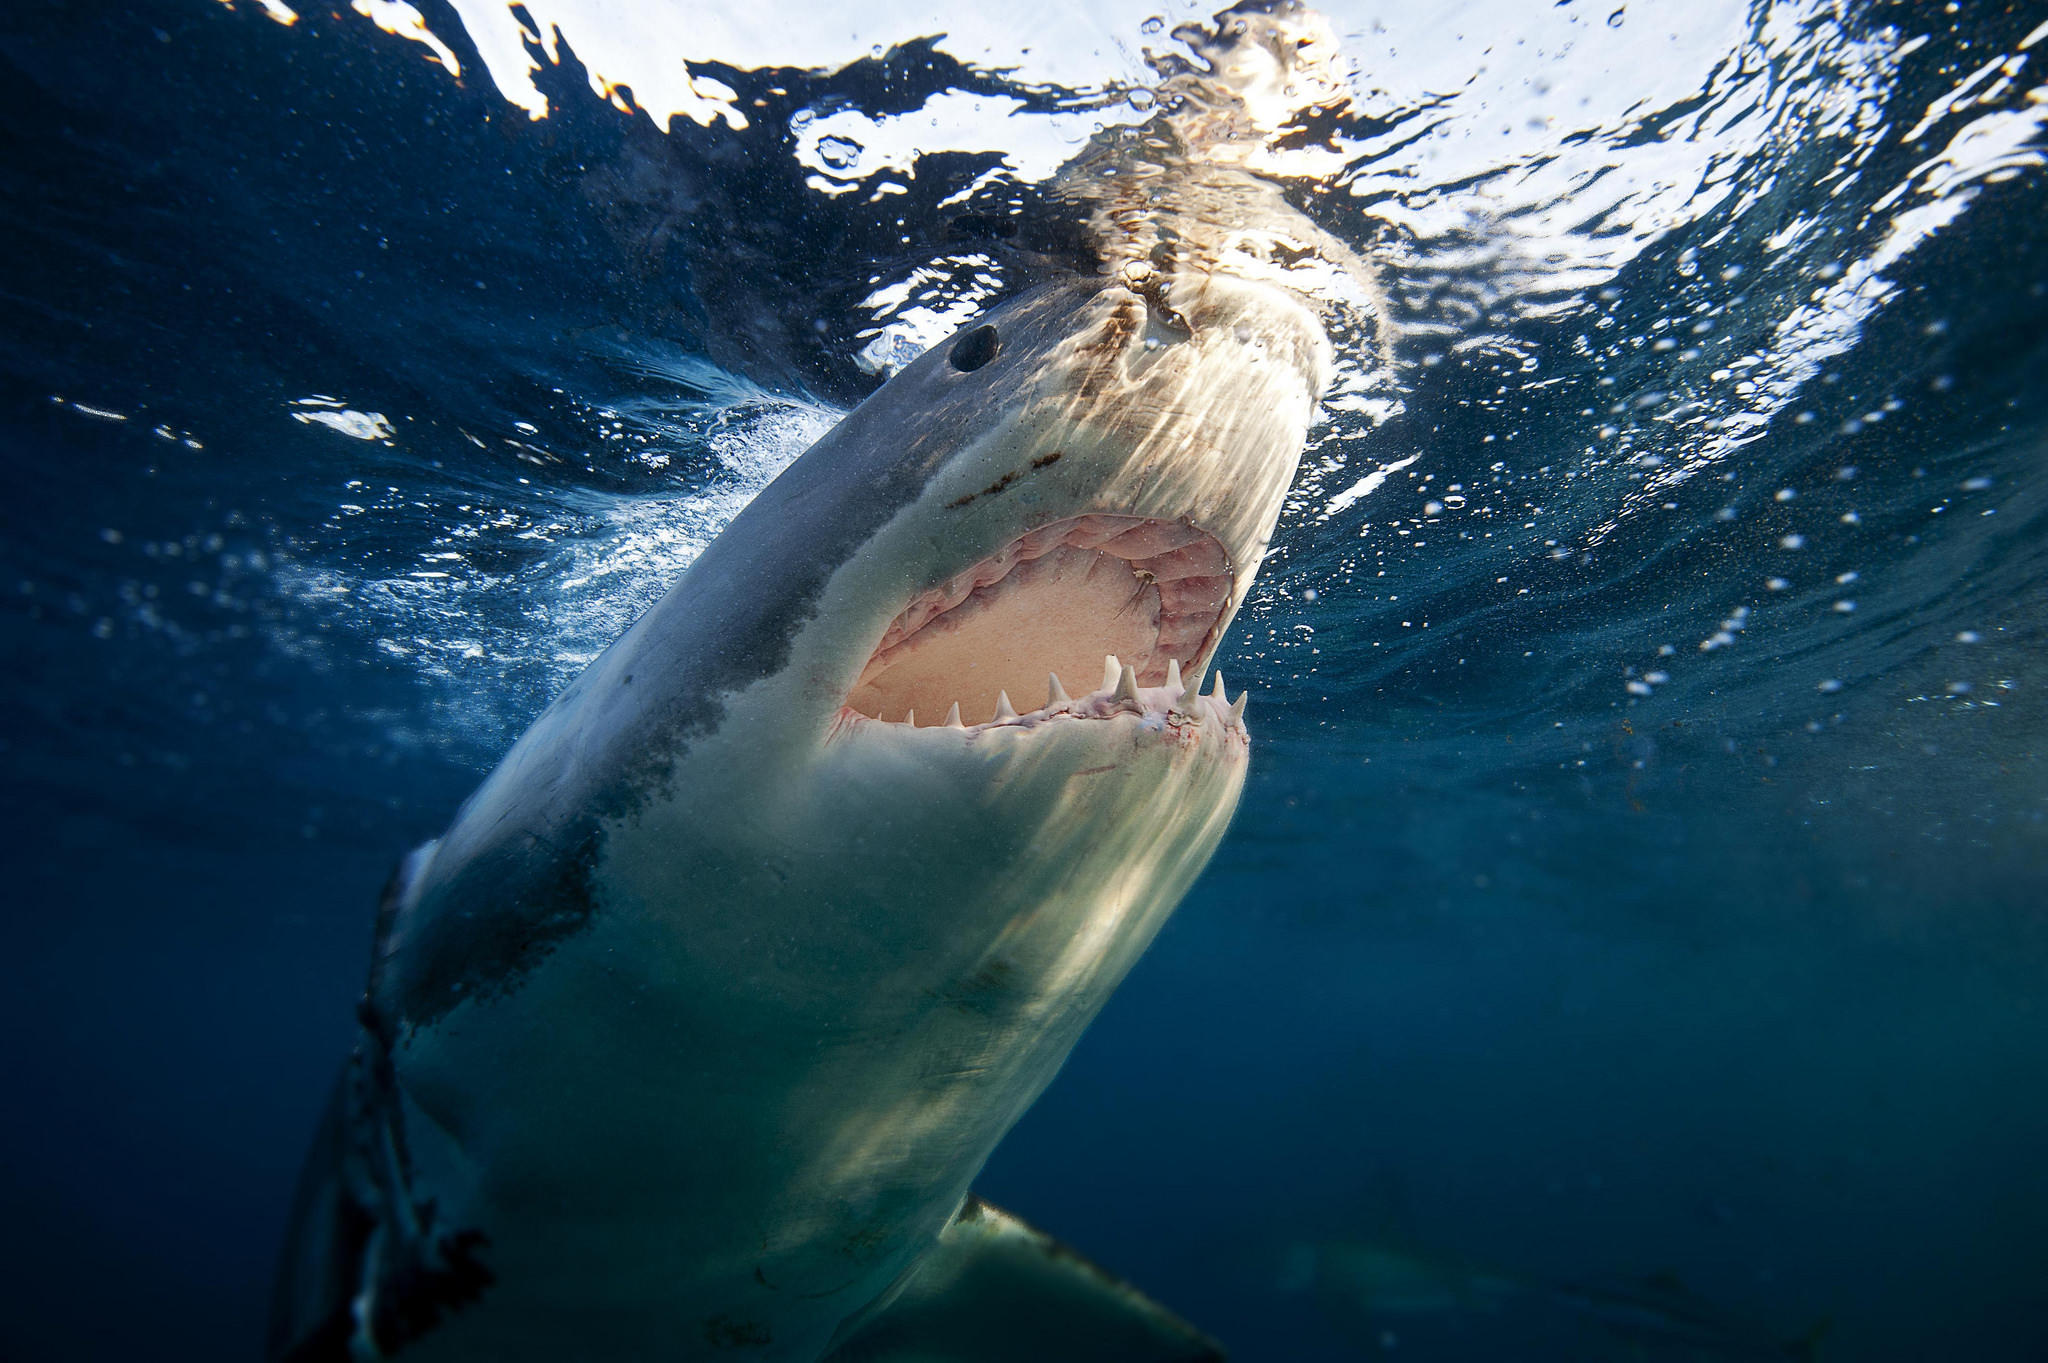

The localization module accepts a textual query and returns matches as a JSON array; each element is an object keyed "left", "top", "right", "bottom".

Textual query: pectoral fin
[{"left": 824, "top": 1197, "right": 1223, "bottom": 1363}]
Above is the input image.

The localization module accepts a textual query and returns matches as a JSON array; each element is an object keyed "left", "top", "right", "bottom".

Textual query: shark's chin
[{"left": 843, "top": 513, "right": 1236, "bottom": 731}]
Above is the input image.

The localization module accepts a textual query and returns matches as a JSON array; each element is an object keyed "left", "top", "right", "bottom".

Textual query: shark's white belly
[{"left": 387, "top": 699, "right": 1248, "bottom": 1361}]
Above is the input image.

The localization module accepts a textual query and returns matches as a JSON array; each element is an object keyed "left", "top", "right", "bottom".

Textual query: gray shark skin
[{"left": 271, "top": 262, "right": 1332, "bottom": 1362}]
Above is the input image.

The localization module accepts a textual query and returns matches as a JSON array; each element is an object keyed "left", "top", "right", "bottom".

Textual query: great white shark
[{"left": 273, "top": 5, "right": 1364, "bottom": 1360}]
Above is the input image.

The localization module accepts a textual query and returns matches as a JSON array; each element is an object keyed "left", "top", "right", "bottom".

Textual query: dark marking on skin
[
  {"left": 1030, "top": 449, "right": 1063, "bottom": 469},
  {"left": 1070, "top": 764, "right": 1119, "bottom": 777},
  {"left": 385, "top": 819, "right": 605, "bottom": 1033},
  {"left": 704, "top": 1315, "right": 774, "bottom": 1349},
  {"left": 363, "top": 1226, "right": 495, "bottom": 1357},
  {"left": 945, "top": 468, "right": 1023, "bottom": 509}
]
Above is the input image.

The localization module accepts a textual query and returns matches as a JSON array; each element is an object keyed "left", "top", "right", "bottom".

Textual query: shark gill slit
[{"left": 844, "top": 513, "right": 1232, "bottom": 726}]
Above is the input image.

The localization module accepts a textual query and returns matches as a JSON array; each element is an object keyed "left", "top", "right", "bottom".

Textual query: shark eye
[{"left": 948, "top": 324, "right": 1000, "bottom": 373}]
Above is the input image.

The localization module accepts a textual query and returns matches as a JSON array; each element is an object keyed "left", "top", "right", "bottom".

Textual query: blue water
[{"left": 3, "top": 1, "right": 2045, "bottom": 1359}]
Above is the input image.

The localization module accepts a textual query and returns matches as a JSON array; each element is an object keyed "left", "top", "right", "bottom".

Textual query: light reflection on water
[{"left": 195, "top": 0, "right": 2047, "bottom": 765}]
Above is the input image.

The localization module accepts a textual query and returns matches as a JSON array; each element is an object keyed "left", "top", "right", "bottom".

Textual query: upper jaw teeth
[{"left": 863, "top": 655, "right": 1249, "bottom": 734}]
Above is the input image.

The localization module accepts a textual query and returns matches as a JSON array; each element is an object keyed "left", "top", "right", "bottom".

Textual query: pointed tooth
[
  {"left": 1047, "top": 672, "right": 1071, "bottom": 709},
  {"left": 904, "top": 708, "right": 917, "bottom": 728},
  {"left": 994, "top": 691, "right": 1018, "bottom": 722},
  {"left": 945, "top": 702, "right": 964, "bottom": 728},
  {"left": 1114, "top": 662, "right": 1142, "bottom": 708},
  {"left": 1229, "top": 691, "right": 1248, "bottom": 728},
  {"left": 1209, "top": 670, "right": 1228, "bottom": 704},
  {"left": 1101, "top": 654, "right": 1122, "bottom": 695},
  {"left": 1175, "top": 661, "right": 1208, "bottom": 716},
  {"left": 1165, "top": 658, "right": 1183, "bottom": 694}
]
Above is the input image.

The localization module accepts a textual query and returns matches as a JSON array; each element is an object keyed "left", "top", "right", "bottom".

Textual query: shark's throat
[{"left": 845, "top": 513, "right": 1233, "bottom": 727}]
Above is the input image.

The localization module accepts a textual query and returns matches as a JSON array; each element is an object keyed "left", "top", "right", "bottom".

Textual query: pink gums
[{"left": 845, "top": 514, "right": 1233, "bottom": 725}]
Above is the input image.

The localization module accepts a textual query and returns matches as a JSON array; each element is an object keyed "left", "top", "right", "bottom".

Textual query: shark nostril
[{"left": 948, "top": 324, "right": 1000, "bottom": 372}]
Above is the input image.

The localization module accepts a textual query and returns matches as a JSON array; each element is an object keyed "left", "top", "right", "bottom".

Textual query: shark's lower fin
[
  {"left": 269, "top": 1070, "right": 371, "bottom": 1363},
  {"left": 824, "top": 1197, "right": 1223, "bottom": 1363}
]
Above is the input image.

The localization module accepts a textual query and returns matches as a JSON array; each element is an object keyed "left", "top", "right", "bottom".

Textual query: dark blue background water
[{"left": 3, "top": 2, "right": 2045, "bottom": 1360}]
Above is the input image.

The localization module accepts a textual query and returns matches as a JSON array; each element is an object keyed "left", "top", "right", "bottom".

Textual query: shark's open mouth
[{"left": 844, "top": 514, "right": 1235, "bottom": 728}]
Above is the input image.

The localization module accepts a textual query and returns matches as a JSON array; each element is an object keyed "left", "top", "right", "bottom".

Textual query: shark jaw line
[
  {"left": 830, "top": 656, "right": 1247, "bottom": 741},
  {"left": 839, "top": 513, "right": 1240, "bottom": 734}
]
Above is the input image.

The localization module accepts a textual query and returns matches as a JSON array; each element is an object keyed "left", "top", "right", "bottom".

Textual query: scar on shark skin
[
  {"left": 945, "top": 471, "right": 1019, "bottom": 510},
  {"left": 944, "top": 450, "right": 1064, "bottom": 510}
]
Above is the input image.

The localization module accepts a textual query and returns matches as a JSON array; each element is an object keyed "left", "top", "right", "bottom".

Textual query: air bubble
[{"left": 815, "top": 135, "right": 862, "bottom": 171}]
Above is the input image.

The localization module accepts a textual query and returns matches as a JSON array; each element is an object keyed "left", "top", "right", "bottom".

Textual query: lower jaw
[{"left": 827, "top": 654, "right": 1249, "bottom": 741}]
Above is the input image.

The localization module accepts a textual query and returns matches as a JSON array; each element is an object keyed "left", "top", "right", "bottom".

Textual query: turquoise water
[{"left": 2, "top": 2, "right": 2044, "bottom": 1358}]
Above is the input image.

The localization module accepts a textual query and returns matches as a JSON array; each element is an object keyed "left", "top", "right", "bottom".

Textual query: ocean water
[{"left": 2, "top": 1, "right": 2044, "bottom": 1360}]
